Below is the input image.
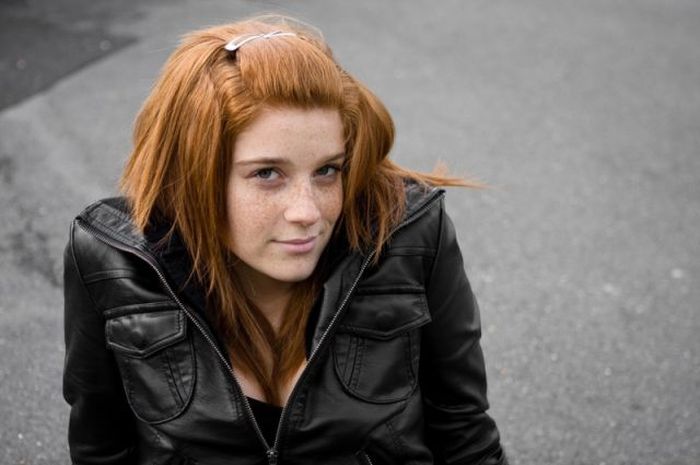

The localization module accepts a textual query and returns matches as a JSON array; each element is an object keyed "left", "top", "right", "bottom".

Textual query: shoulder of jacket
[
  {"left": 74, "top": 196, "right": 131, "bottom": 224},
  {"left": 72, "top": 195, "right": 161, "bottom": 251},
  {"left": 69, "top": 196, "right": 148, "bottom": 277},
  {"left": 71, "top": 195, "right": 124, "bottom": 233},
  {"left": 386, "top": 182, "right": 446, "bottom": 253},
  {"left": 404, "top": 179, "right": 446, "bottom": 215}
]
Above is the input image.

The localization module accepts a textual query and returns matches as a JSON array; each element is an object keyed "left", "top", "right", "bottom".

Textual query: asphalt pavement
[{"left": 1, "top": 0, "right": 699, "bottom": 464}]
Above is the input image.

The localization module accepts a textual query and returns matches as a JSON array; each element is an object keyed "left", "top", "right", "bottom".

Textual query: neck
[
  {"left": 251, "top": 286, "right": 293, "bottom": 332},
  {"left": 233, "top": 262, "right": 295, "bottom": 331}
]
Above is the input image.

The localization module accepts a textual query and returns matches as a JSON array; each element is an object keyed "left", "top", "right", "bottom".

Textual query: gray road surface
[{"left": 1, "top": 1, "right": 699, "bottom": 464}]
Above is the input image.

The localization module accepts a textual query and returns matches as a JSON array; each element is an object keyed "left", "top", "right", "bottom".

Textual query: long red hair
[{"left": 120, "top": 16, "right": 474, "bottom": 405}]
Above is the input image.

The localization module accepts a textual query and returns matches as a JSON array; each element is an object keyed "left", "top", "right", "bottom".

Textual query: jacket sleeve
[
  {"left": 421, "top": 202, "right": 508, "bottom": 465},
  {"left": 63, "top": 221, "right": 136, "bottom": 464}
]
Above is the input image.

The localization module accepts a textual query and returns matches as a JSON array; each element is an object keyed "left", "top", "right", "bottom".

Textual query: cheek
[
  {"left": 322, "top": 183, "right": 344, "bottom": 223},
  {"left": 226, "top": 186, "right": 274, "bottom": 243}
]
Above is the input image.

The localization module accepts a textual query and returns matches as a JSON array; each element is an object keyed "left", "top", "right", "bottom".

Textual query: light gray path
[{"left": 1, "top": 1, "right": 698, "bottom": 464}]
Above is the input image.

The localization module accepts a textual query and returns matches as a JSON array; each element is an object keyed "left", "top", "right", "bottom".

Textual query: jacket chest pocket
[
  {"left": 105, "top": 307, "right": 196, "bottom": 424},
  {"left": 332, "top": 289, "right": 431, "bottom": 404}
]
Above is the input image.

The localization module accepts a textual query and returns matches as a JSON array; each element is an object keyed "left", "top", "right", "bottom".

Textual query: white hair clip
[{"left": 224, "top": 30, "right": 297, "bottom": 52}]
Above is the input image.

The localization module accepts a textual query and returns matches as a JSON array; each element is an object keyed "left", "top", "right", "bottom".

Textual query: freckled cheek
[
  {"left": 227, "top": 189, "right": 279, "bottom": 243},
  {"left": 321, "top": 185, "right": 343, "bottom": 224}
]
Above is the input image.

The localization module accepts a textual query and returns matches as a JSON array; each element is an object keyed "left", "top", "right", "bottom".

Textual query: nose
[{"left": 283, "top": 181, "right": 322, "bottom": 226}]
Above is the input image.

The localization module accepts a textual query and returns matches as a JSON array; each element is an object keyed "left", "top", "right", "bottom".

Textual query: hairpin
[{"left": 224, "top": 30, "right": 297, "bottom": 52}]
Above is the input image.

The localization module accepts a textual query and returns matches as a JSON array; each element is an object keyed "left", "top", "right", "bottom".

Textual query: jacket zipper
[
  {"left": 363, "top": 452, "right": 374, "bottom": 465},
  {"left": 76, "top": 188, "right": 444, "bottom": 464}
]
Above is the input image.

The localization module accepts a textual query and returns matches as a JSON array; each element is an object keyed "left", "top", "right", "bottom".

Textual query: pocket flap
[
  {"left": 106, "top": 309, "right": 186, "bottom": 358},
  {"left": 338, "top": 292, "right": 431, "bottom": 340}
]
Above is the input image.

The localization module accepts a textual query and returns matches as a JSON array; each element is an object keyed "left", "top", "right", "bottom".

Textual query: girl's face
[{"left": 226, "top": 106, "right": 345, "bottom": 293}]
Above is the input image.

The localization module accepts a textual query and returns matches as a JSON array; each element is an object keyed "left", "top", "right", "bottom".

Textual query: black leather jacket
[{"left": 63, "top": 185, "right": 507, "bottom": 465}]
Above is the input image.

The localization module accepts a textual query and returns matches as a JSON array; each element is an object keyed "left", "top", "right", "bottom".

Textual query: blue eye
[{"left": 254, "top": 168, "right": 279, "bottom": 180}]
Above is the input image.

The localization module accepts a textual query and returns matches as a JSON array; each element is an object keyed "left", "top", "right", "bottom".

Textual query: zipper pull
[{"left": 266, "top": 448, "right": 279, "bottom": 465}]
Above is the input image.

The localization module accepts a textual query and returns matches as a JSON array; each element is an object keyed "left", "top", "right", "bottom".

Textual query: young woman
[{"left": 63, "top": 16, "right": 508, "bottom": 465}]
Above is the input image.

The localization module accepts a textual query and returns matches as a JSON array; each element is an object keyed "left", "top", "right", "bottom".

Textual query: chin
[{"left": 268, "top": 264, "right": 316, "bottom": 283}]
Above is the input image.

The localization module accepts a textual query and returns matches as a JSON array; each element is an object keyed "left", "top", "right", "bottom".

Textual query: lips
[
  {"left": 281, "top": 237, "right": 316, "bottom": 244},
  {"left": 275, "top": 236, "right": 318, "bottom": 254}
]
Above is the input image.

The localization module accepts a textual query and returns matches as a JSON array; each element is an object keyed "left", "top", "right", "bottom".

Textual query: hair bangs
[{"left": 235, "top": 33, "right": 345, "bottom": 109}]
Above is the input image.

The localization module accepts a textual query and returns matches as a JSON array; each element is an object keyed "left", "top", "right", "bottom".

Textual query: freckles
[
  {"left": 323, "top": 185, "right": 343, "bottom": 222},
  {"left": 235, "top": 191, "right": 279, "bottom": 231}
]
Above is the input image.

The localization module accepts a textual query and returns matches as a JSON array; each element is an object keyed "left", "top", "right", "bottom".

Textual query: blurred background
[{"left": 1, "top": 0, "right": 698, "bottom": 463}]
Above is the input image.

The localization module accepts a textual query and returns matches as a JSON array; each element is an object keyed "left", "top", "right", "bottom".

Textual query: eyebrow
[{"left": 235, "top": 152, "right": 346, "bottom": 166}]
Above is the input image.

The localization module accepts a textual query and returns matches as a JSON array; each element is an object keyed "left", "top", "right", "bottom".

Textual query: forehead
[{"left": 233, "top": 106, "right": 344, "bottom": 163}]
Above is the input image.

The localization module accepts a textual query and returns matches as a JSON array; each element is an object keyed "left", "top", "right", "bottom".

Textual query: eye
[
  {"left": 253, "top": 168, "right": 280, "bottom": 181},
  {"left": 315, "top": 164, "right": 341, "bottom": 178}
]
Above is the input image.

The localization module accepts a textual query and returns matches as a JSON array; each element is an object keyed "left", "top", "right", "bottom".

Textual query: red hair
[{"left": 120, "top": 16, "right": 473, "bottom": 405}]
